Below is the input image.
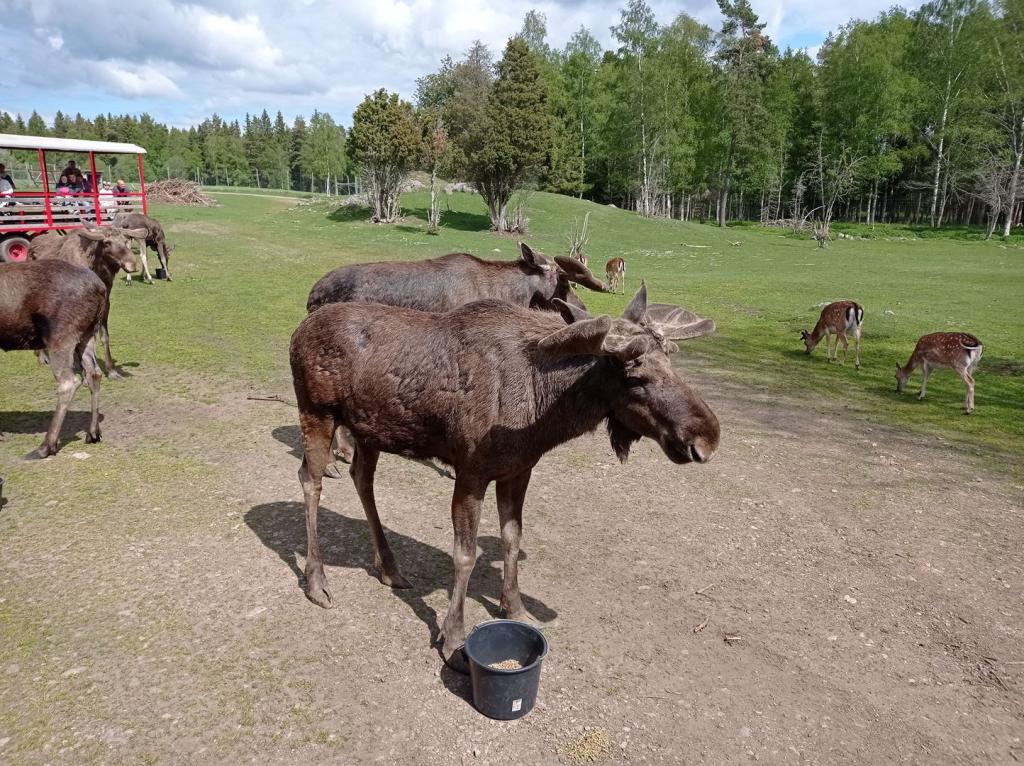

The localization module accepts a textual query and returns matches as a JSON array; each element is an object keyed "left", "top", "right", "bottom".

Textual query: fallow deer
[
  {"left": 606, "top": 257, "right": 626, "bottom": 294},
  {"left": 800, "top": 300, "right": 864, "bottom": 369},
  {"left": 896, "top": 332, "right": 983, "bottom": 413}
]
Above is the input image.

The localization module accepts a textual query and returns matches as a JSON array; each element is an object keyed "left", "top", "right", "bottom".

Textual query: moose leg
[
  {"left": 918, "top": 363, "right": 930, "bottom": 400},
  {"left": 298, "top": 411, "right": 335, "bottom": 608},
  {"left": 29, "top": 345, "right": 82, "bottom": 459},
  {"left": 81, "top": 338, "right": 102, "bottom": 444},
  {"left": 323, "top": 426, "right": 355, "bottom": 479},
  {"left": 158, "top": 241, "right": 172, "bottom": 281},
  {"left": 139, "top": 243, "right": 153, "bottom": 284},
  {"left": 349, "top": 441, "right": 411, "bottom": 588},
  {"left": 496, "top": 469, "right": 532, "bottom": 622},
  {"left": 441, "top": 477, "right": 486, "bottom": 664}
]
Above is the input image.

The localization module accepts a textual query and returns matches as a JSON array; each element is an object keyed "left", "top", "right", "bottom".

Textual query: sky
[{"left": 2, "top": 0, "right": 925, "bottom": 131}]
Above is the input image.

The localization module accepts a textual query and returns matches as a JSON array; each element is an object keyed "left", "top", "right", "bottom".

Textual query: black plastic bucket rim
[{"left": 464, "top": 619, "right": 550, "bottom": 672}]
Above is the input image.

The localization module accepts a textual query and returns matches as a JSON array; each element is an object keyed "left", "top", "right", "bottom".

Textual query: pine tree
[
  {"left": 468, "top": 37, "right": 551, "bottom": 231},
  {"left": 348, "top": 90, "right": 420, "bottom": 222}
]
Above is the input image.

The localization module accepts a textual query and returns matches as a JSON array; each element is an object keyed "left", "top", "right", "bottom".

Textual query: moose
[
  {"left": 800, "top": 300, "right": 864, "bottom": 369},
  {"left": 112, "top": 212, "right": 173, "bottom": 284},
  {"left": 307, "top": 243, "right": 611, "bottom": 470},
  {"left": 0, "top": 259, "right": 107, "bottom": 458},
  {"left": 290, "top": 283, "right": 720, "bottom": 666},
  {"left": 29, "top": 225, "right": 145, "bottom": 378},
  {"left": 307, "top": 242, "right": 607, "bottom": 315}
]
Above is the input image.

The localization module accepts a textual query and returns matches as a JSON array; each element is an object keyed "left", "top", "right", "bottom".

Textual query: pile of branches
[{"left": 147, "top": 179, "right": 215, "bottom": 207}]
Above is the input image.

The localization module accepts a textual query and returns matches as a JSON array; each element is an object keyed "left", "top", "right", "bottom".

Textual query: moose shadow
[
  {"left": 244, "top": 502, "right": 557, "bottom": 651},
  {"left": 0, "top": 410, "right": 104, "bottom": 452}
]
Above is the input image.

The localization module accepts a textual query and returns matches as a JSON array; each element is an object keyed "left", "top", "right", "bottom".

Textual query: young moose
[
  {"left": 290, "top": 284, "right": 720, "bottom": 664},
  {"left": 800, "top": 300, "right": 864, "bottom": 369},
  {"left": 896, "top": 332, "right": 983, "bottom": 413}
]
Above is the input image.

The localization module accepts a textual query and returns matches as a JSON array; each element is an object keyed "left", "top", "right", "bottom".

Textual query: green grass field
[{"left": 2, "top": 188, "right": 1022, "bottom": 463}]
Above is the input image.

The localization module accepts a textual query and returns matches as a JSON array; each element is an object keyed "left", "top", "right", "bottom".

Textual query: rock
[
  {"left": 71, "top": 451, "right": 91, "bottom": 460},
  {"left": 844, "top": 595, "right": 857, "bottom": 605}
]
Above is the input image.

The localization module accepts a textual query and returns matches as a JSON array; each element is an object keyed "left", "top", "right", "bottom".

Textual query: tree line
[
  {"left": 3, "top": 0, "right": 1020, "bottom": 236},
  {"left": 0, "top": 108, "right": 348, "bottom": 193}
]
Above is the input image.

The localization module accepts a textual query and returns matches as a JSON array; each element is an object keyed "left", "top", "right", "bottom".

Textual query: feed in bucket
[{"left": 463, "top": 619, "right": 548, "bottom": 720}]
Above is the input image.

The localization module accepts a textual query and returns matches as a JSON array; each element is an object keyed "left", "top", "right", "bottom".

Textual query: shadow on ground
[
  {"left": 0, "top": 410, "right": 104, "bottom": 451},
  {"left": 245, "top": 502, "right": 558, "bottom": 649},
  {"left": 403, "top": 206, "right": 491, "bottom": 232}
]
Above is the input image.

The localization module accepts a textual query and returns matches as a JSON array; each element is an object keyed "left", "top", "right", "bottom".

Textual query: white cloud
[
  {"left": 4, "top": 0, "right": 927, "bottom": 126},
  {"left": 85, "top": 61, "right": 184, "bottom": 99}
]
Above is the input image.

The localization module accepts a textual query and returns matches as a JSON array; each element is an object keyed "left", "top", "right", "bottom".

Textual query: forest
[{"left": 2, "top": 0, "right": 1021, "bottom": 236}]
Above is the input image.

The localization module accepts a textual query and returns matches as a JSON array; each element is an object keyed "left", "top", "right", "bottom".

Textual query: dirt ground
[{"left": 1, "top": 358, "right": 1021, "bottom": 765}]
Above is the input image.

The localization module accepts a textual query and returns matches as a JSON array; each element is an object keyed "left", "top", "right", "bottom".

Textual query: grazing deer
[
  {"left": 895, "top": 332, "right": 983, "bottom": 412},
  {"left": 606, "top": 257, "right": 626, "bottom": 294},
  {"left": 800, "top": 300, "right": 864, "bottom": 369}
]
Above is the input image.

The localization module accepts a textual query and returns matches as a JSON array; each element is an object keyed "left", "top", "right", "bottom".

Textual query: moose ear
[
  {"left": 80, "top": 228, "right": 107, "bottom": 241},
  {"left": 622, "top": 281, "right": 649, "bottom": 324},
  {"left": 538, "top": 315, "right": 612, "bottom": 357},
  {"left": 552, "top": 298, "right": 592, "bottom": 325},
  {"left": 519, "top": 242, "right": 550, "bottom": 272}
]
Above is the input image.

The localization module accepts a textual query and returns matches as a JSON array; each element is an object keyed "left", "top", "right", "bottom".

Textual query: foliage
[{"left": 347, "top": 89, "right": 420, "bottom": 223}]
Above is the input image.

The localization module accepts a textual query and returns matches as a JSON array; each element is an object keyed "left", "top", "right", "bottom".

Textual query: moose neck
[{"left": 526, "top": 354, "right": 625, "bottom": 455}]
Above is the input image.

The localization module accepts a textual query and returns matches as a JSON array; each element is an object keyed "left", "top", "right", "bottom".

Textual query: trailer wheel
[{"left": 0, "top": 236, "right": 31, "bottom": 263}]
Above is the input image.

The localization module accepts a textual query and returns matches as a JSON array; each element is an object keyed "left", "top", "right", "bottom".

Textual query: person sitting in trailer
[
  {"left": 114, "top": 179, "right": 133, "bottom": 209},
  {"left": 81, "top": 173, "right": 93, "bottom": 194},
  {"left": 55, "top": 175, "right": 71, "bottom": 197},
  {"left": 0, "top": 163, "right": 15, "bottom": 191},
  {"left": 100, "top": 181, "right": 117, "bottom": 214},
  {"left": 60, "top": 160, "right": 81, "bottom": 180}
]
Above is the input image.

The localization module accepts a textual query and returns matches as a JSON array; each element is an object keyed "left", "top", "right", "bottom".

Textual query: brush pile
[{"left": 147, "top": 179, "right": 215, "bottom": 207}]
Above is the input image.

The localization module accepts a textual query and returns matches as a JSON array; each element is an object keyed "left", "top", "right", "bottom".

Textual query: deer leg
[
  {"left": 854, "top": 327, "right": 862, "bottom": 370},
  {"left": 139, "top": 243, "right": 153, "bottom": 284},
  {"left": 349, "top": 441, "right": 410, "bottom": 588},
  {"left": 441, "top": 477, "right": 486, "bottom": 666},
  {"left": 81, "top": 338, "right": 102, "bottom": 444},
  {"left": 298, "top": 410, "right": 335, "bottom": 608},
  {"left": 838, "top": 332, "right": 849, "bottom": 364},
  {"left": 918, "top": 363, "right": 930, "bottom": 400},
  {"left": 956, "top": 365, "right": 975, "bottom": 413},
  {"left": 28, "top": 344, "right": 82, "bottom": 459},
  {"left": 496, "top": 468, "right": 533, "bottom": 622}
]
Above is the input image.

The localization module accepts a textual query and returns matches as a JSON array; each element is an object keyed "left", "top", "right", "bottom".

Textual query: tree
[
  {"left": 910, "top": 0, "right": 990, "bottom": 227},
  {"left": 301, "top": 110, "right": 347, "bottom": 195},
  {"left": 468, "top": 37, "right": 551, "bottom": 231},
  {"left": 988, "top": 0, "right": 1024, "bottom": 237},
  {"left": 609, "top": 0, "right": 663, "bottom": 216},
  {"left": 348, "top": 90, "right": 420, "bottom": 223},
  {"left": 713, "top": 0, "right": 777, "bottom": 226},
  {"left": 560, "top": 27, "right": 603, "bottom": 196}
]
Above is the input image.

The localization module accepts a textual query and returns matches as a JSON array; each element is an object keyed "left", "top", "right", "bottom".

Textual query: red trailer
[{"left": 0, "top": 134, "right": 148, "bottom": 262}]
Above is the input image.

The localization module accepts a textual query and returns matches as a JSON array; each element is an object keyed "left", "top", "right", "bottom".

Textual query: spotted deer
[
  {"left": 800, "top": 300, "right": 864, "bottom": 369},
  {"left": 606, "top": 257, "right": 626, "bottom": 294},
  {"left": 896, "top": 332, "right": 983, "bottom": 413}
]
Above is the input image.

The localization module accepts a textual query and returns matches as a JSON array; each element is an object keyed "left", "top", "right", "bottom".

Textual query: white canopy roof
[{"left": 0, "top": 133, "right": 146, "bottom": 155}]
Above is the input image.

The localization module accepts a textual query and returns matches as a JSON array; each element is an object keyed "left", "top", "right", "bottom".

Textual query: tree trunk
[
  {"left": 1003, "top": 120, "right": 1024, "bottom": 238},
  {"left": 929, "top": 77, "right": 952, "bottom": 228}
]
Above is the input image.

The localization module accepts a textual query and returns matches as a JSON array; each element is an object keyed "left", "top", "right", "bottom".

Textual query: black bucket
[
  {"left": 463, "top": 619, "right": 549, "bottom": 720},
  {"left": 155, "top": 268, "right": 167, "bottom": 280}
]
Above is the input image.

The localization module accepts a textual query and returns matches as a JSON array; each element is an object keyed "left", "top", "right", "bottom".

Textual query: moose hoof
[
  {"left": 305, "top": 584, "right": 333, "bottom": 609},
  {"left": 165, "top": 274, "right": 173, "bottom": 282},
  {"left": 84, "top": 431, "right": 102, "bottom": 444},
  {"left": 441, "top": 638, "right": 469, "bottom": 674},
  {"left": 323, "top": 462, "right": 347, "bottom": 480},
  {"left": 107, "top": 369, "right": 124, "bottom": 381},
  {"left": 380, "top": 570, "right": 412, "bottom": 589},
  {"left": 26, "top": 444, "right": 55, "bottom": 460}
]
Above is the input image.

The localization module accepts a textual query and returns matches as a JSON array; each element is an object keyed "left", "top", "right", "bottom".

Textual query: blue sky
[{"left": 3, "top": 0, "right": 924, "bottom": 130}]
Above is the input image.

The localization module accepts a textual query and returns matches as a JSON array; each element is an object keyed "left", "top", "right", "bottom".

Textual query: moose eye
[{"left": 625, "top": 376, "right": 646, "bottom": 389}]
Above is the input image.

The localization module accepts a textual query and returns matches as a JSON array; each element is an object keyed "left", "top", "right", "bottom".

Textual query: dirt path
[{"left": 0, "top": 361, "right": 1021, "bottom": 764}]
